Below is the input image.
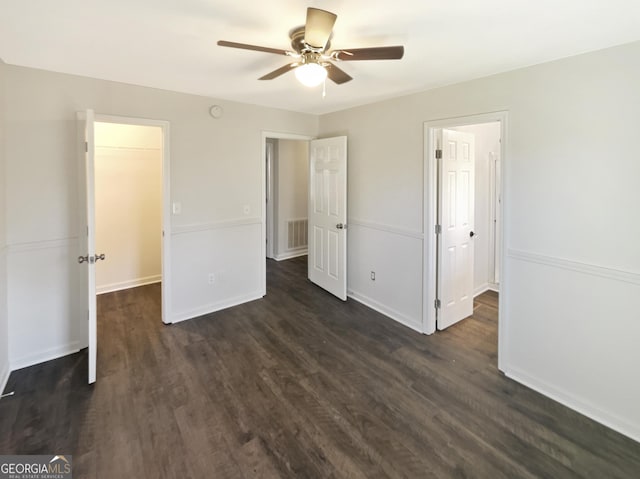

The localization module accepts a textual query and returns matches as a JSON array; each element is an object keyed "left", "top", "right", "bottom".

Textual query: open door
[
  {"left": 77, "top": 109, "right": 98, "bottom": 384},
  {"left": 437, "top": 129, "right": 475, "bottom": 330},
  {"left": 308, "top": 136, "right": 347, "bottom": 300}
]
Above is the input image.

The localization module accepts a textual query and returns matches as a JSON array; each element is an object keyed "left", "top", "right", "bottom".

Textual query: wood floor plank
[{"left": 1, "top": 256, "right": 639, "bottom": 478}]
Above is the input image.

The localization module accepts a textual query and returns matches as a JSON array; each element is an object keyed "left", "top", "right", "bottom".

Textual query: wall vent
[{"left": 287, "top": 219, "right": 308, "bottom": 250}]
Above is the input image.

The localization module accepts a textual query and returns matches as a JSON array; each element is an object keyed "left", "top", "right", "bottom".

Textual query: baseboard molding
[
  {"left": 97, "top": 275, "right": 161, "bottom": 294},
  {"left": 10, "top": 341, "right": 82, "bottom": 371},
  {"left": 274, "top": 250, "right": 308, "bottom": 261},
  {"left": 171, "top": 292, "right": 264, "bottom": 324},
  {"left": 347, "top": 290, "right": 422, "bottom": 334},
  {"left": 474, "top": 282, "right": 500, "bottom": 297},
  {"left": 504, "top": 364, "right": 640, "bottom": 445},
  {"left": 0, "top": 360, "right": 10, "bottom": 395}
]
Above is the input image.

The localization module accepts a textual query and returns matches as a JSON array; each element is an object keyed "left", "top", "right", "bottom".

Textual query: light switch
[{"left": 172, "top": 202, "right": 181, "bottom": 215}]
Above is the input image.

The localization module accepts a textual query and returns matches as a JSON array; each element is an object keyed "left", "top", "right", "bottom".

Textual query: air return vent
[{"left": 287, "top": 219, "right": 308, "bottom": 250}]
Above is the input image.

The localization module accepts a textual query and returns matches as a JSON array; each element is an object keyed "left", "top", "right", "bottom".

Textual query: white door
[
  {"left": 437, "top": 129, "right": 475, "bottom": 330},
  {"left": 308, "top": 136, "right": 347, "bottom": 300},
  {"left": 77, "top": 109, "right": 98, "bottom": 383}
]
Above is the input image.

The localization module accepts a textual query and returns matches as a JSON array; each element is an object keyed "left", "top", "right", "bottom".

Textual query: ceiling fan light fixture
[
  {"left": 218, "top": 7, "right": 404, "bottom": 87},
  {"left": 295, "top": 62, "right": 327, "bottom": 87}
]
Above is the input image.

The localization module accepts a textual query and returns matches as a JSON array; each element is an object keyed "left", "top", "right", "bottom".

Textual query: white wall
[
  {"left": 0, "top": 59, "right": 9, "bottom": 391},
  {"left": 95, "top": 123, "right": 162, "bottom": 293},
  {"left": 453, "top": 123, "right": 501, "bottom": 294},
  {"left": 274, "top": 139, "right": 308, "bottom": 260},
  {"left": 319, "top": 41, "right": 640, "bottom": 442},
  {"left": 3, "top": 65, "right": 318, "bottom": 368}
]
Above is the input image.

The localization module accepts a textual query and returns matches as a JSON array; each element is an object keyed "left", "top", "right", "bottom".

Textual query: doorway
[
  {"left": 450, "top": 123, "right": 501, "bottom": 294},
  {"left": 78, "top": 112, "right": 171, "bottom": 384},
  {"left": 261, "top": 132, "right": 348, "bottom": 300},
  {"left": 423, "top": 112, "right": 507, "bottom": 362},
  {"left": 93, "top": 114, "right": 172, "bottom": 324},
  {"left": 92, "top": 116, "right": 171, "bottom": 324},
  {"left": 265, "top": 138, "right": 310, "bottom": 263},
  {"left": 261, "top": 132, "right": 314, "bottom": 295},
  {"left": 94, "top": 122, "right": 163, "bottom": 296}
]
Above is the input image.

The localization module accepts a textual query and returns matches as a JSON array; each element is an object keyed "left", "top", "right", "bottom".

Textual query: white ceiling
[{"left": 1, "top": 0, "right": 639, "bottom": 114}]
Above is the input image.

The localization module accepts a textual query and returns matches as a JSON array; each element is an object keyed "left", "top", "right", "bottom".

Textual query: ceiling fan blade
[
  {"left": 332, "top": 46, "right": 405, "bottom": 61},
  {"left": 217, "top": 40, "right": 289, "bottom": 56},
  {"left": 259, "top": 63, "right": 299, "bottom": 80},
  {"left": 325, "top": 63, "right": 353, "bottom": 85},
  {"left": 304, "top": 8, "right": 337, "bottom": 50}
]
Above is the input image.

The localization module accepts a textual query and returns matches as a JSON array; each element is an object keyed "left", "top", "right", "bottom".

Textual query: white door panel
[
  {"left": 77, "top": 109, "right": 97, "bottom": 383},
  {"left": 308, "top": 137, "right": 347, "bottom": 300},
  {"left": 438, "top": 129, "right": 475, "bottom": 330}
]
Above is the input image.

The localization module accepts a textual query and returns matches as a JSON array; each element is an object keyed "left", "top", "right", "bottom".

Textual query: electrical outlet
[
  {"left": 370, "top": 271, "right": 376, "bottom": 281},
  {"left": 172, "top": 202, "right": 181, "bottom": 215},
  {"left": 208, "top": 273, "right": 215, "bottom": 284}
]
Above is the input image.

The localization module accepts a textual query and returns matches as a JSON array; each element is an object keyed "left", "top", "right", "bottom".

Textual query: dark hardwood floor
[{"left": 1, "top": 256, "right": 639, "bottom": 478}]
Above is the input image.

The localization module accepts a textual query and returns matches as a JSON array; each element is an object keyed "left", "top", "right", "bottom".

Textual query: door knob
[
  {"left": 469, "top": 231, "right": 475, "bottom": 238},
  {"left": 336, "top": 223, "right": 346, "bottom": 230},
  {"left": 78, "top": 254, "right": 106, "bottom": 264}
]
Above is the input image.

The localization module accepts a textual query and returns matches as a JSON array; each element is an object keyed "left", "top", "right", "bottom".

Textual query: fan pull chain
[{"left": 322, "top": 79, "right": 326, "bottom": 98}]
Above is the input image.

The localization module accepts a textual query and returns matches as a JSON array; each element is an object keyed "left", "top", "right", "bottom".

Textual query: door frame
[
  {"left": 94, "top": 114, "right": 172, "bottom": 324},
  {"left": 489, "top": 150, "right": 501, "bottom": 286},
  {"left": 260, "top": 131, "right": 315, "bottom": 295},
  {"left": 423, "top": 111, "right": 508, "bottom": 367},
  {"left": 265, "top": 140, "right": 276, "bottom": 259}
]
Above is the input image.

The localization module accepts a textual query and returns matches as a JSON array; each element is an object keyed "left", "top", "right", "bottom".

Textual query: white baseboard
[
  {"left": 0, "top": 360, "right": 10, "bottom": 396},
  {"left": 171, "top": 291, "right": 264, "bottom": 324},
  {"left": 97, "top": 275, "right": 162, "bottom": 294},
  {"left": 474, "top": 282, "right": 500, "bottom": 297},
  {"left": 10, "top": 341, "right": 82, "bottom": 371},
  {"left": 274, "top": 250, "right": 308, "bottom": 261},
  {"left": 347, "top": 290, "right": 423, "bottom": 334},
  {"left": 504, "top": 364, "right": 640, "bottom": 445}
]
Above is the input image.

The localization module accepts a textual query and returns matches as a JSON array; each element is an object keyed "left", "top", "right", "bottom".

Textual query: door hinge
[
  {"left": 434, "top": 299, "right": 441, "bottom": 309},
  {"left": 85, "top": 141, "right": 88, "bottom": 153},
  {"left": 435, "top": 224, "right": 442, "bottom": 235},
  {"left": 435, "top": 149, "right": 442, "bottom": 159}
]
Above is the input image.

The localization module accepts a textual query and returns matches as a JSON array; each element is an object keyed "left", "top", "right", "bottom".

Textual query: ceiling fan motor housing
[{"left": 290, "top": 27, "right": 331, "bottom": 54}]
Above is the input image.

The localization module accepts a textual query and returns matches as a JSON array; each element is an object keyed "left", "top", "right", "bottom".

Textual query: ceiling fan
[{"left": 217, "top": 7, "right": 404, "bottom": 87}]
